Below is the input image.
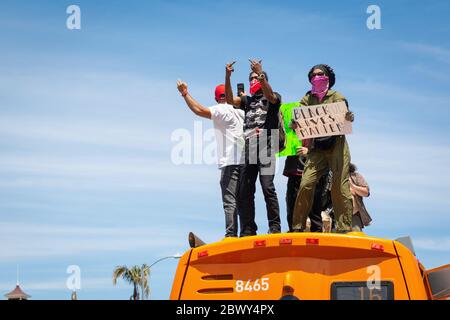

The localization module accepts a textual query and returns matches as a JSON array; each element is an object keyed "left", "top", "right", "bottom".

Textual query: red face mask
[{"left": 250, "top": 79, "right": 262, "bottom": 95}]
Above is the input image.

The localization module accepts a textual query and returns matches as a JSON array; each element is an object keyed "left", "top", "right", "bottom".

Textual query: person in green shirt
[{"left": 292, "top": 64, "right": 354, "bottom": 233}]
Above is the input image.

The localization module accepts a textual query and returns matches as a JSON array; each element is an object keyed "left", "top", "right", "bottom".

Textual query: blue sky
[{"left": 0, "top": 0, "right": 449, "bottom": 300}]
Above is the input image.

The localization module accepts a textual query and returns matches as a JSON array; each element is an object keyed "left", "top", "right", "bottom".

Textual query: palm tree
[{"left": 112, "top": 264, "right": 150, "bottom": 300}]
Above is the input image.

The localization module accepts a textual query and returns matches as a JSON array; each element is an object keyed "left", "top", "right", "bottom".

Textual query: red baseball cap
[{"left": 215, "top": 84, "right": 225, "bottom": 101}]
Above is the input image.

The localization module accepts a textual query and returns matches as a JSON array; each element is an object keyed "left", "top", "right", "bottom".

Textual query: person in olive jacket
[{"left": 292, "top": 64, "right": 355, "bottom": 233}]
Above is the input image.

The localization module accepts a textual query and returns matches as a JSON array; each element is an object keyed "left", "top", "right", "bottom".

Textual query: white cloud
[
  {"left": 340, "top": 78, "right": 450, "bottom": 112},
  {"left": 399, "top": 41, "right": 450, "bottom": 63},
  {"left": 0, "top": 68, "right": 199, "bottom": 135},
  {"left": 0, "top": 116, "right": 167, "bottom": 151},
  {"left": 0, "top": 68, "right": 225, "bottom": 193},
  {"left": 414, "top": 237, "right": 450, "bottom": 251},
  {"left": 0, "top": 153, "right": 219, "bottom": 193},
  {"left": 0, "top": 222, "right": 188, "bottom": 262},
  {"left": 408, "top": 64, "right": 450, "bottom": 82},
  {"left": 349, "top": 132, "right": 450, "bottom": 199},
  {"left": 0, "top": 70, "right": 172, "bottom": 106}
]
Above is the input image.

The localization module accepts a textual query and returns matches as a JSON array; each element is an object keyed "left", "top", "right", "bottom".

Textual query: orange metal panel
[
  {"left": 171, "top": 233, "right": 426, "bottom": 300},
  {"left": 393, "top": 241, "right": 429, "bottom": 300},
  {"left": 169, "top": 249, "right": 192, "bottom": 300}
]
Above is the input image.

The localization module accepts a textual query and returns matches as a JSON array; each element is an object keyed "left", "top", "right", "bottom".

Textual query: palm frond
[
  {"left": 113, "top": 264, "right": 153, "bottom": 299},
  {"left": 112, "top": 265, "right": 129, "bottom": 285}
]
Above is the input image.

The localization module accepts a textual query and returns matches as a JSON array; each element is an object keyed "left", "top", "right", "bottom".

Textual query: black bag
[{"left": 314, "top": 136, "right": 337, "bottom": 150}]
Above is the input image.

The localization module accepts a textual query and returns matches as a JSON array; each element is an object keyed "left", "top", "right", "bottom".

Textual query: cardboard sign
[{"left": 292, "top": 101, "right": 352, "bottom": 140}]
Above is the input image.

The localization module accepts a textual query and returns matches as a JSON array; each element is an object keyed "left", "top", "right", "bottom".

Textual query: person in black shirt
[{"left": 225, "top": 60, "right": 281, "bottom": 236}]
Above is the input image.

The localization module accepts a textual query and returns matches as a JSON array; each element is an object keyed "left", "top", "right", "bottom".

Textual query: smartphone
[{"left": 237, "top": 83, "right": 245, "bottom": 96}]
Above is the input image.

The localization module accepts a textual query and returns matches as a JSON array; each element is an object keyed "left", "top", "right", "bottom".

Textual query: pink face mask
[{"left": 311, "top": 75, "right": 329, "bottom": 101}]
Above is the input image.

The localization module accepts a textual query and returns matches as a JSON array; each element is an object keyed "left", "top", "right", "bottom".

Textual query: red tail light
[
  {"left": 280, "top": 238, "right": 293, "bottom": 245},
  {"left": 198, "top": 250, "right": 209, "bottom": 258},
  {"left": 371, "top": 243, "right": 384, "bottom": 251},
  {"left": 306, "top": 238, "right": 319, "bottom": 245},
  {"left": 254, "top": 240, "right": 266, "bottom": 247}
]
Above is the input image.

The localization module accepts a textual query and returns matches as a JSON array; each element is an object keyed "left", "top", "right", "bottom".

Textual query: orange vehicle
[{"left": 170, "top": 232, "right": 449, "bottom": 300}]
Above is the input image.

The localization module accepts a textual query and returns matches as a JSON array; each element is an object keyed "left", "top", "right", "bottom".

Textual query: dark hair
[
  {"left": 249, "top": 71, "right": 268, "bottom": 82},
  {"left": 308, "top": 64, "right": 336, "bottom": 89},
  {"left": 349, "top": 163, "right": 357, "bottom": 173}
]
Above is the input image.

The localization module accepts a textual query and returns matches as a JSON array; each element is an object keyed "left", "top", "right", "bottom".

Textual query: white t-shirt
[{"left": 208, "top": 103, "right": 245, "bottom": 169}]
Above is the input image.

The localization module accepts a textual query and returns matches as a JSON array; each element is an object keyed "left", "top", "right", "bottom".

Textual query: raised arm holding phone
[{"left": 225, "top": 59, "right": 282, "bottom": 237}]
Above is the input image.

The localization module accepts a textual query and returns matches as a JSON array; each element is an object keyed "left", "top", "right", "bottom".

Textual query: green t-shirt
[{"left": 277, "top": 102, "right": 302, "bottom": 157}]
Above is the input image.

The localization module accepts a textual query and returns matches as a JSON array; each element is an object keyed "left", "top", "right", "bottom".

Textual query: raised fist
[
  {"left": 176, "top": 79, "right": 188, "bottom": 94},
  {"left": 226, "top": 61, "right": 236, "bottom": 77}
]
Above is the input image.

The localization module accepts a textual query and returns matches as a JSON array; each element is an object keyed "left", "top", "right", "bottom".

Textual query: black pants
[
  {"left": 239, "top": 137, "right": 280, "bottom": 237},
  {"left": 286, "top": 175, "right": 323, "bottom": 232},
  {"left": 220, "top": 165, "right": 242, "bottom": 237}
]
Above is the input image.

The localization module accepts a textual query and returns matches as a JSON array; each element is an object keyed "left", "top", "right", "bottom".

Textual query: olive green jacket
[
  {"left": 300, "top": 89, "right": 348, "bottom": 107},
  {"left": 300, "top": 90, "right": 350, "bottom": 150}
]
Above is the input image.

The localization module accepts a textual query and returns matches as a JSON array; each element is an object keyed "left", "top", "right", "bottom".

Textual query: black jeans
[
  {"left": 286, "top": 175, "right": 323, "bottom": 232},
  {"left": 220, "top": 165, "right": 242, "bottom": 237},
  {"left": 239, "top": 137, "right": 280, "bottom": 237}
]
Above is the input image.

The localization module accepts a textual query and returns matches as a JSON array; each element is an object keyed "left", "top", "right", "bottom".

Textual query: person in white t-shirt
[{"left": 177, "top": 80, "right": 245, "bottom": 237}]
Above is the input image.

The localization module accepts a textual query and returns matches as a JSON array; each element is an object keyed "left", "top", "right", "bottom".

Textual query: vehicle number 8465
[{"left": 235, "top": 278, "right": 269, "bottom": 293}]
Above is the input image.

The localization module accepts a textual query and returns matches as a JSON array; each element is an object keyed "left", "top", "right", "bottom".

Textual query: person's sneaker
[
  {"left": 289, "top": 229, "right": 303, "bottom": 233},
  {"left": 268, "top": 229, "right": 281, "bottom": 234}
]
